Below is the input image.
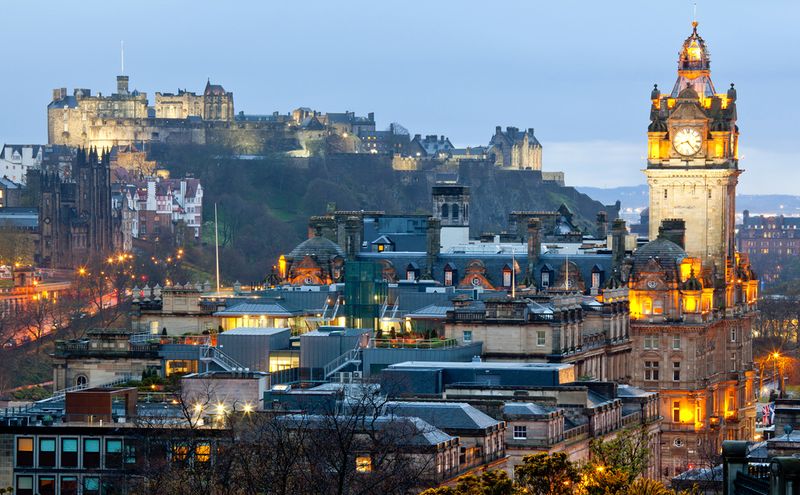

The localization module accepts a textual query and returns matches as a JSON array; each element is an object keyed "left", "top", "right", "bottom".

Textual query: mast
[{"left": 214, "top": 203, "right": 221, "bottom": 293}]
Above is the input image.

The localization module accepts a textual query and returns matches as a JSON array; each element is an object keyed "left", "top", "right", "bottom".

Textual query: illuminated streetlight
[{"left": 242, "top": 403, "right": 253, "bottom": 414}]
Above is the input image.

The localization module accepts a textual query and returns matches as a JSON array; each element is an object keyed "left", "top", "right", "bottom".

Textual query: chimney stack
[
  {"left": 611, "top": 219, "right": 627, "bottom": 273},
  {"left": 344, "top": 216, "right": 361, "bottom": 261},
  {"left": 596, "top": 211, "right": 608, "bottom": 239},
  {"left": 527, "top": 218, "right": 542, "bottom": 278},
  {"left": 425, "top": 217, "right": 441, "bottom": 278},
  {"left": 658, "top": 218, "right": 686, "bottom": 249}
]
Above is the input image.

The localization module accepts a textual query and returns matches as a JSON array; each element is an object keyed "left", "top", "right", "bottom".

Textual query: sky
[{"left": 0, "top": 1, "right": 798, "bottom": 194}]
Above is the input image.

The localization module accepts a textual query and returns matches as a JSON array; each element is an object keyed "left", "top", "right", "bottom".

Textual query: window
[
  {"left": 673, "top": 438, "right": 684, "bottom": 448},
  {"left": 672, "top": 335, "right": 681, "bottom": 350},
  {"left": 730, "top": 352, "right": 737, "bottom": 371},
  {"left": 591, "top": 271, "right": 601, "bottom": 289},
  {"left": 61, "top": 438, "right": 78, "bottom": 467},
  {"left": 653, "top": 299, "right": 664, "bottom": 315},
  {"left": 406, "top": 270, "right": 415, "bottom": 281},
  {"left": 643, "top": 298, "right": 652, "bottom": 315},
  {"left": 673, "top": 401, "right": 681, "bottom": 422},
  {"left": 463, "top": 330, "right": 473, "bottom": 343},
  {"left": 16, "top": 475, "right": 34, "bottom": 495},
  {"left": 16, "top": 437, "right": 34, "bottom": 467},
  {"left": 38, "top": 476, "right": 56, "bottom": 495},
  {"left": 441, "top": 203, "right": 449, "bottom": 218},
  {"left": 513, "top": 425, "right": 527, "bottom": 439},
  {"left": 172, "top": 444, "right": 190, "bottom": 462},
  {"left": 83, "top": 477, "right": 100, "bottom": 495},
  {"left": 356, "top": 455, "right": 372, "bottom": 473},
  {"left": 644, "top": 335, "right": 659, "bottom": 350},
  {"left": 664, "top": 189, "right": 668, "bottom": 199},
  {"left": 673, "top": 362, "right": 681, "bottom": 381},
  {"left": 730, "top": 328, "right": 737, "bottom": 342},
  {"left": 541, "top": 271, "right": 550, "bottom": 288},
  {"left": 105, "top": 438, "right": 123, "bottom": 468},
  {"left": 537, "top": 330, "right": 546, "bottom": 347},
  {"left": 125, "top": 444, "right": 137, "bottom": 465},
  {"left": 38, "top": 438, "right": 56, "bottom": 467},
  {"left": 503, "top": 268, "right": 512, "bottom": 287},
  {"left": 727, "top": 390, "right": 736, "bottom": 413},
  {"left": 196, "top": 443, "right": 211, "bottom": 463},
  {"left": 444, "top": 269, "right": 453, "bottom": 286},
  {"left": 83, "top": 438, "right": 101, "bottom": 468},
  {"left": 452, "top": 204, "right": 459, "bottom": 220},
  {"left": 645, "top": 361, "right": 659, "bottom": 381},
  {"left": 75, "top": 375, "right": 88, "bottom": 387},
  {"left": 60, "top": 476, "right": 78, "bottom": 495}
]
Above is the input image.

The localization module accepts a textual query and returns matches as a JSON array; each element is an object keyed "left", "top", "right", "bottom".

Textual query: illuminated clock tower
[{"left": 645, "top": 21, "right": 740, "bottom": 295}]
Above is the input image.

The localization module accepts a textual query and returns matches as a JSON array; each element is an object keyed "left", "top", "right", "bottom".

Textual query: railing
[
  {"left": 324, "top": 347, "right": 362, "bottom": 378},
  {"left": 199, "top": 345, "right": 245, "bottom": 372},
  {"left": 368, "top": 337, "right": 459, "bottom": 350}
]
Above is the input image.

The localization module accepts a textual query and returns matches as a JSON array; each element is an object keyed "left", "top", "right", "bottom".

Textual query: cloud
[{"left": 546, "top": 140, "right": 800, "bottom": 195}]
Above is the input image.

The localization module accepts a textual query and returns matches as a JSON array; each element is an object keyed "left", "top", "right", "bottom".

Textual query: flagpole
[{"left": 214, "top": 203, "right": 220, "bottom": 293}]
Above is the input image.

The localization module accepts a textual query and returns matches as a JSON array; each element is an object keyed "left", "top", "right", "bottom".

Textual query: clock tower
[{"left": 645, "top": 21, "right": 740, "bottom": 295}]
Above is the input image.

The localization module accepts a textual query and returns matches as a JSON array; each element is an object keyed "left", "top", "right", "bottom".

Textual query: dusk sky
[{"left": 1, "top": 1, "right": 797, "bottom": 194}]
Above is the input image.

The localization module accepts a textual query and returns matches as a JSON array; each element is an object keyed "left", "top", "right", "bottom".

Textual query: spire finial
[{"left": 692, "top": 1, "right": 697, "bottom": 28}]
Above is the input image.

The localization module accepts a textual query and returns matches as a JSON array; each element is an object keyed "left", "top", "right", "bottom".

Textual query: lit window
[
  {"left": 503, "top": 268, "right": 512, "bottom": 287},
  {"left": 61, "top": 438, "right": 78, "bottom": 467},
  {"left": 83, "top": 438, "right": 100, "bottom": 468},
  {"left": 196, "top": 443, "right": 211, "bottom": 462},
  {"left": 444, "top": 270, "right": 453, "bottom": 286},
  {"left": 172, "top": 444, "right": 190, "bottom": 462},
  {"left": 356, "top": 455, "right": 372, "bottom": 473},
  {"left": 16, "top": 437, "right": 33, "bottom": 467},
  {"left": 513, "top": 425, "right": 527, "bottom": 439},
  {"left": 105, "top": 439, "right": 123, "bottom": 468},
  {"left": 83, "top": 477, "right": 100, "bottom": 495},
  {"left": 591, "top": 271, "right": 600, "bottom": 288}
]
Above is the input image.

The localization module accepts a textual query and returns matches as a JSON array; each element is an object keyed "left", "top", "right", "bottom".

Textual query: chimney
[
  {"left": 368, "top": 112, "right": 374, "bottom": 121},
  {"left": 527, "top": 218, "right": 542, "bottom": 276},
  {"left": 611, "top": 219, "right": 627, "bottom": 273},
  {"left": 527, "top": 128, "right": 534, "bottom": 135},
  {"left": 596, "top": 211, "right": 608, "bottom": 239},
  {"left": 344, "top": 216, "right": 361, "bottom": 261},
  {"left": 658, "top": 218, "right": 686, "bottom": 249},
  {"left": 495, "top": 126, "right": 502, "bottom": 134},
  {"left": 426, "top": 217, "right": 441, "bottom": 278}
]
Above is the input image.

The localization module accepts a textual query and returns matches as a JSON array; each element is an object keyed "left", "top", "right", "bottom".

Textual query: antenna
[
  {"left": 120, "top": 40, "right": 124, "bottom": 74},
  {"left": 693, "top": 2, "right": 697, "bottom": 22}
]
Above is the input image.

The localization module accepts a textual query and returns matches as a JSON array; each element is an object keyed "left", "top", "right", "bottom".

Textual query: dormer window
[
  {"left": 405, "top": 263, "right": 419, "bottom": 281},
  {"left": 443, "top": 263, "right": 457, "bottom": 287},
  {"left": 591, "top": 265, "right": 603, "bottom": 289},
  {"left": 503, "top": 265, "right": 513, "bottom": 288}
]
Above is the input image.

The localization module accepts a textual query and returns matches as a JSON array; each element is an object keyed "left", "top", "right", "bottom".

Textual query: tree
[
  {"left": 587, "top": 426, "right": 652, "bottom": 482},
  {"left": 514, "top": 453, "right": 580, "bottom": 495},
  {"left": 420, "top": 470, "right": 515, "bottom": 495}
]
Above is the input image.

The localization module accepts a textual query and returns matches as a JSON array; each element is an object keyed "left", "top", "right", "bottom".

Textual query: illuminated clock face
[{"left": 673, "top": 128, "right": 702, "bottom": 156}]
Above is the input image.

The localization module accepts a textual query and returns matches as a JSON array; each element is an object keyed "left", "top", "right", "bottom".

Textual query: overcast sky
[{"left": 0, "top": 1, "right": 797, "bottom": 194}]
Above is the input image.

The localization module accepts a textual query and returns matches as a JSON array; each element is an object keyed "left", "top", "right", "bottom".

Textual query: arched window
[
  {"left": 75, "top": 375, "right": 88, "bottom": 387},
  {"left": 452, "top": 204, "right": 460, "bottom": 219},
  {"left": 441, "top": 203, "right": 449, "bottom": 218}
]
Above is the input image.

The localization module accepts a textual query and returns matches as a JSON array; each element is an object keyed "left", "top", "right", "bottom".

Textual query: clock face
[
  {"left": 647, "top": 280, "right": 658, "bottom": 289},
  {"left": 673, "top": 128, "right": 702, "bottom": 156}
]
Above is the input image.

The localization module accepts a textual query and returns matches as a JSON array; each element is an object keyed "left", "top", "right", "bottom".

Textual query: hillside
[
  {"left": 149, "top": 145, "right": 616, "bottom": 282},
  {"left": 578, "top": 185, "right": 800, "bottom": 217}
]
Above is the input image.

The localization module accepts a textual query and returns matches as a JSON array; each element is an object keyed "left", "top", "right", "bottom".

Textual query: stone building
[
  {"left": 154, "top": 80, "right": 235, "bottom": 121},
  {"left": 0, "top": 144, "right": 43, "bottom": 184},
  {"left": 488, "top": 126, "right": 542, "bottom": 171},
  {"left": 36, "top": 148, "right": 118, "bottom": 268},
  {"left": 736, "top": 211, "right": 800, "bottom": 285},
  {"left": 629, "top": 22, "right": 758, "bottom": 479}
]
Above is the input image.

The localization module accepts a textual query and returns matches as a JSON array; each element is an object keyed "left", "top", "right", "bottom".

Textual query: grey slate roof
[
  {"left": 503, "top": 402, "right": 558, "bottom": 417},
  {"left": 386, "top": 401, "right": 501, "bottom": 431},
  {"left": 214, "top": 302, "right": 301, "bottom": 317}
]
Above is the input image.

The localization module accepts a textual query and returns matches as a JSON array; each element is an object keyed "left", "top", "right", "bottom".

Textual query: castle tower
[{"left": 645, "top": 21, "right": 739, "bottom": 292}]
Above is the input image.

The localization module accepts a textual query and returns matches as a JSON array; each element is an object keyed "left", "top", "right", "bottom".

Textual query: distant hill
[
  {"left": 149, "top": 145, "right": 615, "bottom": 282},
  {"left": 577, "top": 185, "right": 800, "bottom": 219}
]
